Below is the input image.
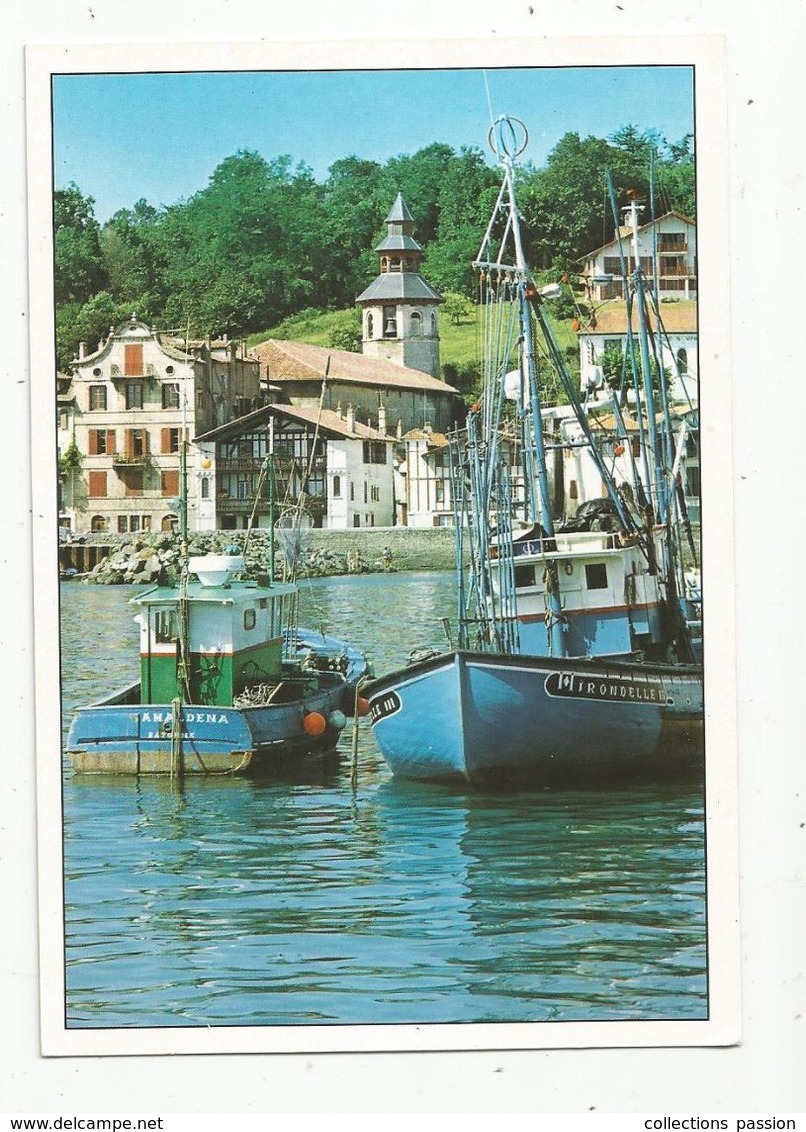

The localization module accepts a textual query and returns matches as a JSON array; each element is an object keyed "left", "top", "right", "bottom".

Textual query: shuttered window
[
  {"left": 161, "top": 470, "right": 179, "bottom": 497},
  {"left": 88, "top": 471, "right": 107, "bottom": 497},
  {"left": 88, "top": 429, "right": 116, "bottom": 455},
  {"left": 161, "top": 428, "right": 180, "bottom": 454},
  {"left": 124, "top": 344, "right": 143, "bottom": 376}
]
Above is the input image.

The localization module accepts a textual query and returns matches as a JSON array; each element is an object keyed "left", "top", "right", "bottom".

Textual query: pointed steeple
[{"left": 356, "top": 193, "right": 443, "bottom": 380}]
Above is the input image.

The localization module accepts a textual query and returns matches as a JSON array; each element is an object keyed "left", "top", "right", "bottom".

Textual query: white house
[
  {"left": 576, "top": 299, "right": 698, "bottom": 404},
  {"left": 581, "top": 208, "right": 697, "bottom": 303},
  {"left": 195, "top": 403, "right": 395, "bottom": 531}
]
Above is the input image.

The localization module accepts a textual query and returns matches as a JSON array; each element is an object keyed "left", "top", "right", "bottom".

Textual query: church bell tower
[{"left": 356, "top": 193, "right": 443, "bottom": 379}]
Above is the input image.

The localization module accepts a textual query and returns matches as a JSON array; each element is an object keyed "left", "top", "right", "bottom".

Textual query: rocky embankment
[{"left": 82, "top": 529, "right": 390, "bottom": 585}]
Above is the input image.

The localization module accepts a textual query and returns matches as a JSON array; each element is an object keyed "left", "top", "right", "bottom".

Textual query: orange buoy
[
  {"left": 356, "top": 697, "right": 371, "bottom": 718},
  {"left": 571, "top": 318, "right": 580, "bottom": 332},
  {"left": 614, "top": 444, "right": 625, "bottom": 457},
  {"left": 303, "top": 711, "right": 327, "bottom": 736}
]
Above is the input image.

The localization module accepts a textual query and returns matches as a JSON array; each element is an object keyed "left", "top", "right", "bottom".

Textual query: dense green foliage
[{"left": 54, "top": 127, "right": 694, "bottom": 371}]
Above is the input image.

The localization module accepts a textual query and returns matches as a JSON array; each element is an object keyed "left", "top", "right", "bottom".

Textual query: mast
[{"left": 473, "top": 117, "right": 567, "bottom": 657}]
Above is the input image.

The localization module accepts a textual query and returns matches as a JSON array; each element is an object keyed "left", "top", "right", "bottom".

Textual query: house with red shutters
[{"left": 60, "top": 316, "right": 261, "bottom": 535}]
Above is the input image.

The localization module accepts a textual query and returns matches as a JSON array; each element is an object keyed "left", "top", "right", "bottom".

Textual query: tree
[
  {"left": 54, "top": 183, "right": 107, "bottom": 304},
  {"left": 440, "top": 291, "right": 475, "bottom": 325}
]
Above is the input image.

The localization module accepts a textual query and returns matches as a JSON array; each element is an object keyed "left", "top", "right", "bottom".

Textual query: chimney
[
  {"left": 378, "top": 403, "right": 387, "bottom": 433},
  {"left": 78, "top": 342, "right": 86, "bottom": 359},
  {"left": 346, "top": 404, "right": 355, "bottom": 432}
]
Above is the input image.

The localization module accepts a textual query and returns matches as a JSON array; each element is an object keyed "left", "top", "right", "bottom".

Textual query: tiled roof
[
  {"left": 194, "top": 402, "right": 391, "bottom": 444},
  {"left": 250, "top": 339, "right": 458, "bottom": 394}
]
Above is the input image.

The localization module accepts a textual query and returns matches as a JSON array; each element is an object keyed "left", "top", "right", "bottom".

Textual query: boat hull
[
  {"left": 366, "top": 650, "right": 703, "bottom": 786},
  {"left": 66, "top": 628, "right": 369, "bottom": 776}
]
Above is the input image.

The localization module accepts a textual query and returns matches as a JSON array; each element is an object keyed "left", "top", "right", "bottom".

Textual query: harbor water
[{"left": 60, "top": 572, "right": 707, "bottom": 1028}]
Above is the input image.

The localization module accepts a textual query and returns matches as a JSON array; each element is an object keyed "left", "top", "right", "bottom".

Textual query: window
[
  {"left": 125, "top": 382, "right": 143, "bottom": 409},
  {"left": 123, "top": 428, "right": 148, "bottom": 458},
  {"left": 88, "top": 429, "right": 116, "bottom": 455},
  {"left": 123, "top": 470, "right": 144, "bottom": 497},
  {"left": 161, "top": 428, "right": 180, "bottom": 454},
  {"left": 243, "top": 609, "right": 256, "bottom": 631},
  {"left": 363, "top": 481, "right": 368, "bottom": 503},
  {"left": 89, "top": 385, "right": 107, "bottom": 411},
  {"left": 435, "top": 480, "right": 445, "bottom": 504},
  {"left": 410, "top": 311, "right": 422, "bottom": 336},
  {"left": 353, "top": 514, "right": 360, "bottom": 527},
  {"left": 200, "top": 477, "right": 210, "bottom": 500},
  {"left": 383, "top": 306, "right": 397, "bottom": 337},
  {"left": 350, "top": 482, "right": 354, "bottom": 501},
  {"left": 371, "top": 485, "right": 380, "bottom": 503},
  {"left": 117, "top": 515, "right": 128, "bottom": 533},
  {"left": 162, "top": 383, "right": 180, "bottom": 409},
  {"left": 676, "top": 348, "right": 688, "bottom": 374},
  {"left": 514, "top": 564, "right": 535, "bottom": 588},
  {"left": 161, "top": 514, "right": 178, "bottom": 532},
  {"left": 88, "top": 471, "right": 107, "bottom": 498},
  {"left": 366, "top": 313, "right": 374, "bottom": 339},
  {"left": 155, "top": 608, "right": 179, "bottom": 643},
  {"left": 90, "top": 514, "right": 106, "bottom": 532},
  {"left": 362, "top": 441, "right": 386, "bottom": 465},
  {"left": 161, "top": 470, "right": 179, "bottom": 498},
  {"left": 332, "top": 475, "right": 341, "bottom": 498},
  {"left": 129, "top": 515, "right": 140, "bottom": 533},
  {"left": 585, "top": 563, "right": 608, "bottom": 590},
  {"left": 124, "top": 344, "right": 143, "bottom": 376}
]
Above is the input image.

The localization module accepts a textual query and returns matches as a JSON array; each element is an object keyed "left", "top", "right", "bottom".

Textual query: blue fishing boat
[
  {"left": 66, "top": 435, "right": 370, "bottom": 776},
  {"left": 366, "top": 117, "right": 704, "bottom": 785}
]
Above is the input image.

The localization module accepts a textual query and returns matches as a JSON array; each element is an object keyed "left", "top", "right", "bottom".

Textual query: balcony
[
  {"left": 216, "top": 497, "right": 272, "bottom": 513},
  {"left": 217, "top": 457, "right": 264, "bottom": 472},
  {"left": 112, "top": 453, "right": 149, "bottom": 467}
]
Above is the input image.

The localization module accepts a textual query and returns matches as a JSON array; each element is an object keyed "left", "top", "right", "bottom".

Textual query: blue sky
[{"left": 53, "top": 65, "right": 694, "bottom": 222}]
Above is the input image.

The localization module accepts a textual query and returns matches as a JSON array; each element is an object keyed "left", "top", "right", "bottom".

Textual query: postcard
[{"left": 26, "top": 33, "right": 739, "bottom": 1058}]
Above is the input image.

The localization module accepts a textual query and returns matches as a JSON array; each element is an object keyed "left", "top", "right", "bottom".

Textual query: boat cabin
[
  {"left": 491, "top": 531, "right": 666, "bottom": 659},
  {"left": 131, "top": 555, "right": 297, "bottom": 707}
]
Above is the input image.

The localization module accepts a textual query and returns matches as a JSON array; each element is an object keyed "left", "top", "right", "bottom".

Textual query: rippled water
[{"left": 60, "top": 573, "right": 707, "bottom": 1028}]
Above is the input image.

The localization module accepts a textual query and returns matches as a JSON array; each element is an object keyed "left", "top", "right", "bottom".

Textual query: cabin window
[
  {"left": 585, "top": 563, "right": 608, "bottom": 590},
  {"left": 514, "top": 564, "right": 535, "bottom": 589},
  {"left": 154, "top": 608, "right": 179, "bottom": 643},
  {"left": 243, "top": 609, "right": 256, "bottom": 631}
]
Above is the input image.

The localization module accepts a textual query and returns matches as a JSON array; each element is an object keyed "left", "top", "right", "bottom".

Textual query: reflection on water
[{"left": 60, "top": 575, "right": 707, "bottom": 1028}]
